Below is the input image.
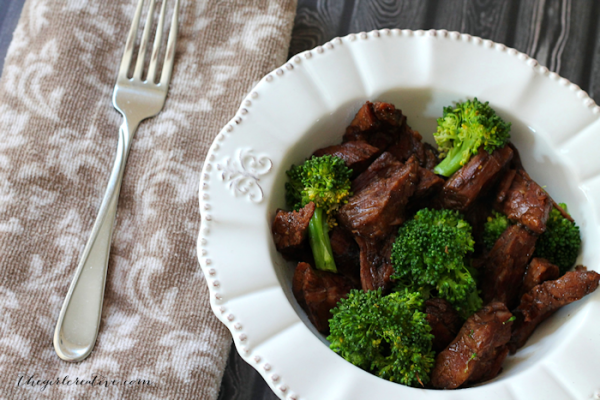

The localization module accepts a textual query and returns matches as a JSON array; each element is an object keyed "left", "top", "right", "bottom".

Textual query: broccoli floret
[
  {"left": 328, "top": 288, "right": 435, "bottom": 387},
  {"left": 483, "top": 211, "right": 511, "bottom": 249},
  {"left": 390, "top": 208, "right": 482, "bottom": 318},
  {"left": 433, "top": 98, "right": 511, "bottom": 177},
  {"left": 534, "top": 203, "right": 581, "bottom": 275},
  {"left": 284, "top": 164, "right": 305, "bottom": 211},
  {"left": 285, "top": 155, "right": 352, "bottom": 273}
]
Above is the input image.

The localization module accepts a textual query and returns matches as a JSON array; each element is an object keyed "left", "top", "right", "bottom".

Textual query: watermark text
[{"left": 16, "top": 374, "right": 152, "bottom": 391}]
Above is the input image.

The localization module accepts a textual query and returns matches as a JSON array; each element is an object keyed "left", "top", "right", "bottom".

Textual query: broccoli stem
[
  {"left": 433, "top": 138, "right": 474, "bottom": 177},
  {"left": 308, "top": 207, "right": 337, "bottom": 273}
]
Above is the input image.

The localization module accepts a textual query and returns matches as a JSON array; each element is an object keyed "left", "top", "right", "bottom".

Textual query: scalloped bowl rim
[{"left": 198, "top": 29, "right": 600, "bottom": 400}]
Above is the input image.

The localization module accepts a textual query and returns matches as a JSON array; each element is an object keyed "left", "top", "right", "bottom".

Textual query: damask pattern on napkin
[{"left": 0, "top": 0, "right": 296, "bottom": 399}]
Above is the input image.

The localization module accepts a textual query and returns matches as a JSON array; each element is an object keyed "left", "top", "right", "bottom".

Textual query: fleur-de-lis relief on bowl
[{"left": 216, "top": 148, "right": 273, "bottom": 203}]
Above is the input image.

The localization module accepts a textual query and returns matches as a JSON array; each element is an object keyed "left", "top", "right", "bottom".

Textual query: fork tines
[{"left": 119, "top": 0, "right": 179, "bottom": 86}]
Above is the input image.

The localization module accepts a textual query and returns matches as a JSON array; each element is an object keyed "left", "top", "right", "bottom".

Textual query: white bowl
[{"left": 198, "top": 29, "right": 600, "bottom": 400}]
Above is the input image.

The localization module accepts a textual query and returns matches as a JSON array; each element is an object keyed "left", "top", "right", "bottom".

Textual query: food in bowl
[{"left": 271, "top": 99, "right": 600, "bottom": 389}]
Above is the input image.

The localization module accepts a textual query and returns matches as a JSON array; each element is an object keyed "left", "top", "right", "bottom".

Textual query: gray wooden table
[
  {"left": 0, "top": 1, "right": 598, "bottom": 399},
  {"left": 218, "top": 1, "right": 600, "bottom": 399}
]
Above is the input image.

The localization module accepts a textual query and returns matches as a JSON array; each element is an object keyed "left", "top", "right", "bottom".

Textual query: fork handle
[{"left": 53, "top": 120, "right": 138, "bottom": 362}]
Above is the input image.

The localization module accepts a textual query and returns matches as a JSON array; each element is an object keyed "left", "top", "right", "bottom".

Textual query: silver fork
[{"left": 54, "top": 0, "right": 180, "bottom": 362}]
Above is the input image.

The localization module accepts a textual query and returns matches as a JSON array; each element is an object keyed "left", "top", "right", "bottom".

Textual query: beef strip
[
  {"left": 292, "top": 262, "right": 354, "bottom": 333},
  {"left": 480, "top": 225, "right": 537, "bottom": 310},
  {"left": 375, "top": 104, "right": 436, "bottom": 169},
  {"left": 343, "top": 101, "right": 404, "bottom": 150},
  {"left": 520, "top": 258, "right": 560, "bottom": 296},
  {"left": 413, "top": 166, "right": 445, "bottom": 202},
  {"left": 423, "top": 142, "right": 440, "bottom": 170},
  {"left": 462, "top": 197, "right": 494, "bottom": 253},
  {"left": 494, "top": 169, "right": 517, "bottom": 204},
  {"left": 438, "top": 146, "right": 513, "bottom": 211},
  {"left": 498, "top": 142, "right": 574, "bottom": 222},
  {"left": 313, "top": 141, "right": 380, "bottom": 177},
  {"left": 339, "top": 153, "right": 418, "bottom": 242},
  {"left": 386, "top": 126, "right": 429, "bottom": 166},
  {"left": 495, "top": 169, "right": 552, "bottom": 234},
  {"left": 339, "top": 154, "right": 418, "bottom": 291},
  {"left": 351, "top": 151, "right": 402, "bottom": 194},
  {"left": 354, "top": 238, "right": 381, "bottom": 292},
  {"left": 343, "top": 101, "right": 435, "bottom": 168},
  {"left": 329, "top": 226, "right": 361, "bottom": 287},
  {"left": 425, "top": 298, "right": 462, "bottom": 353},
  {"left": 378, "top": 233, "right": 397, "bottom": 291},
  {"left": 353, "top": 233, "right": 397, "bottom": 292},
  {"left": 431, "top": 302, "right": 513, "bottom": 389},
  {"left": 351, "top": 152, "right": 441, "bottom": 214},
  {"left": 371, "top": 100, "right": 405, "bottom": 126},
  {"left": 272, "top": 202, "right": 316, "bottom": 261},
  {"left": 345, "top": 100, "right": 379, "bottom": 133},
  {"left": 406, "top": 166, "right": 445, "bottom": 215},
  {"left": 509, "top": 268, "right": 600, "bottom": 352},
  {"left": 466, "top": 345, "right": 510, "bottom": 386}
]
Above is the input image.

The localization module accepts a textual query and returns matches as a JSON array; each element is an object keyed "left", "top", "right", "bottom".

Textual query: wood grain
[
  {"left": 219, "top": 1, "right": 600, "bottom": 398},
  {"left": 427, "top": 0, "right": 516, "bottom": 44},
  {"left": 588, "top": 5, "right": 600, "bottom": 101},
  {"left": 512, "top": 0, "right": 598, "bottom": 88},
  {"left": 288, "top": 0, "right": 352, "bottom": 57},
  {"left": 217, "top": 346, "right": 279, "bottom": 400},
  {"left": 348, "top": 0, "right": 433, "bottom": 32}
]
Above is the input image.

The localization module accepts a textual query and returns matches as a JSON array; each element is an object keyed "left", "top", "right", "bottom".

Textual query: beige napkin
[{"left": 0, "top": 0, "right": 296, "bottom": 398}]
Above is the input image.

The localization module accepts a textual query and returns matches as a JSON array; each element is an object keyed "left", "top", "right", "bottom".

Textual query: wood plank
[
  {"left": 348, "top": 0, "right": 433, "bottom": 33},
  {"left": 587, "top": 5, "right": 600, "bottom": 102},
  {"left": 218, "top": 343, "right": 279, "bottom": 400},
  {"left": 288, "top": 0, "right": 352, "bottom": 57},
  {"left": 512, "top": 0, "right": 597, "bottom": 93},
  {"left": 427, "top": 0, "right": 516, "bottom": 44}
]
